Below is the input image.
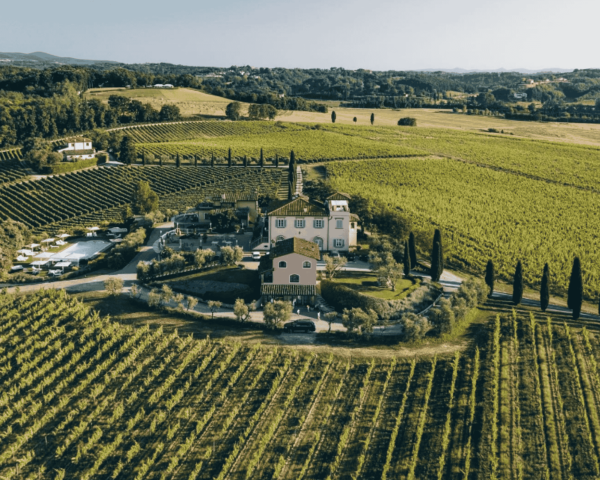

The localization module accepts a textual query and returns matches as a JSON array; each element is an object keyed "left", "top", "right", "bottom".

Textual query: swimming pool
[{"left": 52, "top": 240, "right": 113, "bottom": 263}]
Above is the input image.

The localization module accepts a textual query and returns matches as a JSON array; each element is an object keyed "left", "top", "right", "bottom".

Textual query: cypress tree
[
  {"left": 403, "top": 240, "right": 411, "bottom": 276},
  {"left": 408, "top": 232, "right": 417, "bottom": 268},
  {"left": 228, "top": 148, "right": 232, "bottom": 167},
  {"left": 567, "top": 257, "right": 583, "bottom": 320},
  {"left": 275, "top": 154, "right": 279, "bottom": 168},
  {"left": 142, "top": 151, "right": 146, "bottom": 166},
  {"left": 513, "top": 261, "right": 523, "bottom": 305},
  {"left": 485, "top": 259, "right": 495, "bottom": 297},
  {"left": 430, "top": 241, "right": 442, "bottom": 282},
  {"left": 159, "top": 155, "right": 163, "bottom": 166},
  {"left": 194, "top": 155, "right": 198, "bottom": 167},
  {"left": 540, "top": 263, "right": 550, "bottom": 312},
  {"left": 288, "top": 182, "right": 294, "bottom": 200},
  {"left": 433, "top": 229, "right": 444, "bottom": 270},
  {"left": 211, "top": 153, "right": 214, "bottom": 167},
  {"left": 176, "top": 153, "right": 181, "bottom": 168},
  {"left": 331, "top": 111, "right": 336, "bottom": 123},
  {"left": 243, "top": 155, "right": 247, "bottom": 167},
  {"left": 260, "top": 148, "right": 264, "bottom": 167},
  {"left": 370, "top": 113, "right": 375, "bottom": 125}
]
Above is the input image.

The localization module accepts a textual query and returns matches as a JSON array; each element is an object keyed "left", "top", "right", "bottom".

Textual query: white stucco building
[
  {"left": 266, "top": 192, "right": 358, "bottom": 253},
  {"left": 57, "top": 137, "right": 96, "bottom": 160}
]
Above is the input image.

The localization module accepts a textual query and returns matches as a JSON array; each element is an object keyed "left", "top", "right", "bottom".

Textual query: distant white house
[
  {"left": 154, "top": 84, "right": 164, "bottom": 88},
  {"left": 153, "top": 83, "right": 174, "bottom": 89},
  {"left": 513, "top": 92, "right": 528, "bottom": 100},
  {"left": 57, "top": 137, "right": 96, "bottom": 160}
]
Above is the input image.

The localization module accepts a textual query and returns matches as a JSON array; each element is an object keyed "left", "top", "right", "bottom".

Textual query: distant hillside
[{"left": 0, "top": 51, "right": 117, "bottom": 66}]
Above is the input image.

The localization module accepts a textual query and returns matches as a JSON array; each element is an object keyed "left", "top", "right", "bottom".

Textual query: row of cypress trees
[
  {"left": 139, "top": 149, "right": 294, "bottom": 167},
  {"left": 485, "top": 257, "right": 586, "bottom": 320}
]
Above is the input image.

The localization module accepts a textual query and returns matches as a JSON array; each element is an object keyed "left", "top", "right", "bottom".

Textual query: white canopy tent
[
  {"left": 41, "top": 238, "right": 55, "bottom": 244},
  {"left": 17, "top": 249, "right": 33, "bottom": 255},
  {"left": 30, "top": 260, "right": 49, "bottom": 267},
  {"left": 10, "top": 265, "right": 23, "bottom": 272},
  {"left": 57, "top": 234, "right": 70, "bottom": 239},
  {"left": 35, "top": 252, "right": 54, "bottom": 259},
  {"left": 54, "top": 261, "right": 71, "bottom": 271},
  {"left": 26, "top": 243, "right": 41, "bottom": 250}
]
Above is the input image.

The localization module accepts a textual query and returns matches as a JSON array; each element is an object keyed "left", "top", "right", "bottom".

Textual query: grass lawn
[
  {"left": 158, "top": 265, "right": 261, "bottom": 303},
  {"left": 332, "top": 271, "right": 417, "bottom": 300}
]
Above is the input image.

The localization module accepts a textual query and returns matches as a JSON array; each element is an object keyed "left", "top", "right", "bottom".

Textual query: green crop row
[{"left": 327, "top": 157, "right": 600, "bottom": 298}]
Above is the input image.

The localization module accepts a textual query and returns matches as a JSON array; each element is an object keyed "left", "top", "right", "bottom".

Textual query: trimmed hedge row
[{"left": 42, "top": 157, "right": 100, "bottom": 174}]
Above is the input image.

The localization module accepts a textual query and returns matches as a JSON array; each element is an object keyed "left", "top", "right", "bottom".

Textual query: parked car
[
  {"left": 283, "top": 320, "right": 316, "bottom": 333},
  {"left": 252, "top": 251, "right": 261, "bottom": 260}
]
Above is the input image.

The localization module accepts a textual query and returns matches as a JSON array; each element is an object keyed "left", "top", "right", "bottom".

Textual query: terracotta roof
[
  {"left": 261, "top": 284, "right": 317, "bottom": 296},
  {"left": 63, "top": 137, "right": 92, "bottom": 143},
  {"left": 267, "top": 196, "right": 327, "bottom": 217},
  {"left": 327, "top": 192, "right": 352, "bottom": 201},
  {"left": 272, "top": 237, "right": 321, "bottom": 261}
]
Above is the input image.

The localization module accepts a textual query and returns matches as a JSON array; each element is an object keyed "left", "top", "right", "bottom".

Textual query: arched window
[
  {"left": 279, "top": 261, "right": 287, "bottom": 268},
  {"left": 303, "top": 261, "right": 311, "bottom": 268},
  {"left": 290, "top": 274, "right": 300, "bottom": 283},
  {"left": 276, "top": 235, "right": 285, "bottom": 243},
  {"left": 313, "top": 236, "right": 324, "bottom": 250}
]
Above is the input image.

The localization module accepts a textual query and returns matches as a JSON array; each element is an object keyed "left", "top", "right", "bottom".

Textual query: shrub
[
  {"left": 401, "top": 312, "right": 432, "bottom": 340},
  {"left": 398, "top": 117, "right": 417, "bottom": 126}
]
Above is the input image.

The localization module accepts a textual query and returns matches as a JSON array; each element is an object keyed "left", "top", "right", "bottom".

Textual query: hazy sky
[{"left": 3, "top": 0, "right": 599, "bottom": 70}]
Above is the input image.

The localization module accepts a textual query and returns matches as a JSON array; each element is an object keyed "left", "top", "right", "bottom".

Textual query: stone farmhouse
[
  {"left": 57, "top": 137, "right": 96, "bottom": 160},
  {"left": 259, "top": 237, "right": 320, "bottom": 305},
  {"left": 173, "top": 193, "right": 260, "bottom": 235},
  {"left": 266, "top": 192, "right": 358, "bottom": 253}
]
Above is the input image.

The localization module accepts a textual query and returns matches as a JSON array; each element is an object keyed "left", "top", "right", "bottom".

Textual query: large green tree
[
  {"left": 540, "top": 263, "right": 550, "bottom": 312},
  {"left": 513, "top": 260, "right": 523, "bottom": 305},
  {"left": 119, "top": 135, "right": 136, "bottom": 165},
  {"left": 132, "top": 180, "right": 159, "bottom": 214},
  {"left": 226, "top": 102, "right": 242, "bottom": 121},
  {"left": 567, "top": 257, "right": 583, "bottom": 320},
  {"left": 485, "top": 259, "right": 495, "bottom": 297}
]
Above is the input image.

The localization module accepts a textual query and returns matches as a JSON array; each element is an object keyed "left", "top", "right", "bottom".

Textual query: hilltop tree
[
  {"left": 225, "top": 102, "right": 242, "bottom": 121},
  {"left": 403, "top": 240, "right": 411, "bottom": 276},
  {"left": 430, "top": 241, "right": 442, "bottom": 282},
  {"left": 540, "top": 263, "right": 550, "bottom": 312},
  {"left": 370, "top": 113, "right": 375, "bottom": 125},
  {"left": 568, "top": 257, "right": 583, "bottom": 320},
  {"left": 331, "top": 111, "right": 336, "bottom": 123},
  {"left": 513, "top": 261, "right": 523, "bottom": 305},
  {"left": 119, "top": 136, "right": 136, "bottom": 165},
  {"left": 132, "top": 180, "right": 159, "bottom": 214},
  {"left": 408, "top": 232, "right": 417, "bottom": 268},
  {"left": 485, "top": 259, "right": 495, "bottom": 297},
  {"left": 159, "top": 104, "right": 181, "bottom": 121},
  {"left": 353, "top": 117, "right": 357, "bottom": 123},
  {"left": 433, "top": 229, "right": 444, "bottom": 270}
]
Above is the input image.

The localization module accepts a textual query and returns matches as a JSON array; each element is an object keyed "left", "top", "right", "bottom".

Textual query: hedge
[{"left": 42, "top": 157, "right": 100, "bottom": 174}]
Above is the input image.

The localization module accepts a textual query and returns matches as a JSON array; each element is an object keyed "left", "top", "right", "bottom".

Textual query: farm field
[
  {"left": 4, "top": 290, "right": 600, "bottom": 479},
  {"left": 326, "top": 157, "right": 600, "bottom": 299},
  {"left": 84, "top": 88, "right": 239, "bottom": 118},
  {"left": 0, "top": 166, "right": 286, "bottom": 231}
]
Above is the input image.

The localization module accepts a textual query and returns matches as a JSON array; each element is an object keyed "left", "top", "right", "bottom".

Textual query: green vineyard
[
  {"left": 0, "top": 149, "right": 29, "bottom": 184},
  {"left": 327, "top": 157, "right": 600, "bottom": 298},
  {"left": 0, "top": 166, "right": 285, "bottom": 230},
  {"left": 2, "top": 290, "right": 600, "bottom": 479},
  {"left": 131, "top": 121, "right": 425, "bottom": 161}
]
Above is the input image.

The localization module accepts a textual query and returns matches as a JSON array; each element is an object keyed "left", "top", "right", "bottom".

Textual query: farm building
[
  {"left": 266, "top": 192, "right": 358, "bottom": 253},
  {"left": 259, "top": 237, "right": 320, "bottom": 305},
  {"left": 57, "top": 137, "right": 96, "bottom": 160},
  {"left": 173, "top": 192, "right": 260, "bottom": 234}
]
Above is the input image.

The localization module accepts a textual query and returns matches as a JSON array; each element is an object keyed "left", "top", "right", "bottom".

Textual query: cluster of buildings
[{"left": 172, "top": 191, "right": 359, "bottom": 305}]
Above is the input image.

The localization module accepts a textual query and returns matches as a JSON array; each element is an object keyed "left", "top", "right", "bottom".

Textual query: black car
[{"left": 283, "top": 320, "right": 316, "bottom": 333}]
